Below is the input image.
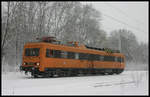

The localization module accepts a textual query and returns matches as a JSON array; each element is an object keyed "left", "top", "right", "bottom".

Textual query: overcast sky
[{"left": 82, "top": 2, "right": 148, "bottom": 43}]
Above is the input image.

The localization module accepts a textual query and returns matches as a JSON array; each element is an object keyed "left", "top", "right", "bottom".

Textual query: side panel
[
  {"left": 41, "top": 58, "right": 125, "bottom": 71},
  {"left": 43, "top": 58, "right": 89, "bottom": 69},
  {"left": 39, "top": 44, "right": 125, "bottom": 71},
  {"left": 93, "top": 61, "right": 125, "bottom": 69}
]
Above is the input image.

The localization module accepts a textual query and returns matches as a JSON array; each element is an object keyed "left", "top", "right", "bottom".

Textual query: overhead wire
[
  {"left": 101, "top": 12, "right": 146, "bottom": 33},
  {"left": 95, "top": 2, "right": 147, "bottom": 34},
  {"left": 105, "top": 3, "right": 145, "bottom": 25}
]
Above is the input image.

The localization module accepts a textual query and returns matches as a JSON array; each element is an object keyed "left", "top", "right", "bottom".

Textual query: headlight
[
  {"left": 36, "top": 63, "right": 40, "bottom": 66},
  {"left": 24, "top": 62, "right": 26, "bottom": 65}
]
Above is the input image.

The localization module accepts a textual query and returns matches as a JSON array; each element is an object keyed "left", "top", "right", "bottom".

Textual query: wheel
[
  {"left": 118, "top": 69, "right": 124, "bottom": 74},
  {"left": 108, "top": 72, "right": 114, "bottom": 75},
  {"left": 33, "top": 74, "right": 39, "bottom": 78},
  {"left": 31, "top": 71, "right": 39, "bottom": 78},
  {"left": 115, "top": 69, "right": 124, "bottom": 74}
]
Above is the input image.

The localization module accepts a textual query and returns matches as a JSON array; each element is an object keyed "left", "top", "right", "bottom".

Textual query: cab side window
[
  {"left": 46, "top": 49, "right": 54, "bottom": 57},
  {"left": 117, "top": 57, "right": 121, "bottom": 62},
  {"left": 122, "top": 58, "right": 124, "bottom": 62},
  {"left": 115, "top": 57, "right": 118, "bottom": 62}
]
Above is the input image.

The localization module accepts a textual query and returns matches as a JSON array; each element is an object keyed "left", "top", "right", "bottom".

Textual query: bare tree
[
  {"left": 1, "top": 2, "right": 105, "bottom": 71},
  {"left": 2, "top": 2, "right": 11, "bottom": 59}
]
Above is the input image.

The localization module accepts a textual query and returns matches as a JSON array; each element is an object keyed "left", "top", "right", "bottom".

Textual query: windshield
[{"left": 25, "top": 48, "right": 40, "bottom": 56}]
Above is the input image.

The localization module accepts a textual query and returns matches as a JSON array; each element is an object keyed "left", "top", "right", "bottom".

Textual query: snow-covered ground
[{"left": 2, "top": 70, "right": 149, "bottom": 95}]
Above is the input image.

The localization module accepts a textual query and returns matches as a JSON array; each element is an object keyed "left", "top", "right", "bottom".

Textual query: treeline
[{"left": 2, "top": 2, "right": 148, "bottom": 70}]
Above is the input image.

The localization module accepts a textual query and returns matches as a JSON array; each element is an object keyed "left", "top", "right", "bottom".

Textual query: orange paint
[{"left": 22, "top": 42, "right": 125, "bottom": 72}]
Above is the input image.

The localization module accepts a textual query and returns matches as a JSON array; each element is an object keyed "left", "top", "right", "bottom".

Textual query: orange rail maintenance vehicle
[{"left": 20, "top": 37, "right": 125, "bottom": 78}]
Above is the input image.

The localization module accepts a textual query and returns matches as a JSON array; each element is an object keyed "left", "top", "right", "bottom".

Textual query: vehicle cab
[{"left": 20, "top": 43, "right": 44, "bottom": 75}]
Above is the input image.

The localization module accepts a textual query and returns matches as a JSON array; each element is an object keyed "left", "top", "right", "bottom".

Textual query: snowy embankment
[
  {"left": 2, "top": 71, "right": 148, "bottom": 95},
  {"left": 125, "top": 62, "right": 148, "bottom": 71}
]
